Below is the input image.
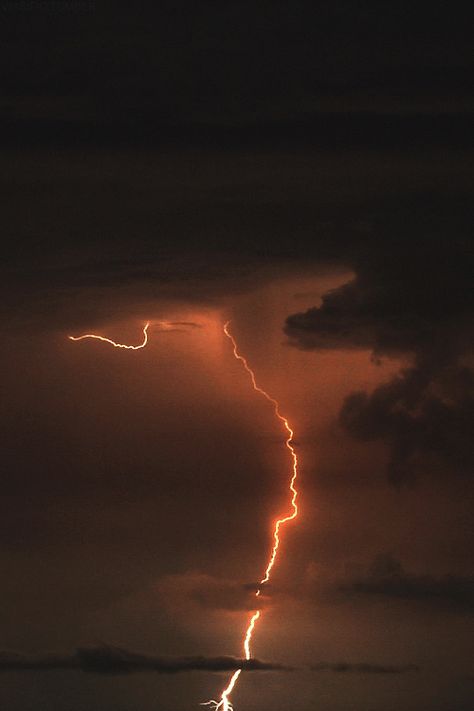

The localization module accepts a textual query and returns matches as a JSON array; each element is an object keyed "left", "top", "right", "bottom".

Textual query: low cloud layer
[
  {"left": 311, "top": 662, "right": 419, "bottom": 674},
  {"left": 341, "top": 554, "right": 474, "bottom": 612},
  {"left": 0, "top": 645, "right": 288, "bottom": 674}
]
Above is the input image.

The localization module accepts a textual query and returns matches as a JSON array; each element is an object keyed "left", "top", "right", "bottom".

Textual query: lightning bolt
[
  {"left": 201, "top": 321, "right": 299, "bottom": 711},
  {"left": 68, "top": 322, "right": 150, "bottom": 349},
  {"left": 68, "top": 317, "right": 300, "bottom": 711}
]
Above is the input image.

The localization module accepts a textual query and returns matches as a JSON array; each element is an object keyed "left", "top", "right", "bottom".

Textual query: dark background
[{"left": 1, "top": 3, "right": 473, "bottom": 710}]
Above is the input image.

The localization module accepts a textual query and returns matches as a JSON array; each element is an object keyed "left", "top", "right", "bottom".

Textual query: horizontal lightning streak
[
  {"left": 68, "top": 322, "right": 149, "bottom": 349},
  {"left": 202, "top": 321, "right": 299, "bottom": 711}
]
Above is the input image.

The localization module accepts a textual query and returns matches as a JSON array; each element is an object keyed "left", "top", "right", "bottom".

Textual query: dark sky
[{"left": 1, "top": 3, "right": 473, "bottom": 711}]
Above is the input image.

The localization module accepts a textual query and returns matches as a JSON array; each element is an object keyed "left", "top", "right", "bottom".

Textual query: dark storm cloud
[
  {"left": 340, "top": 362, "right": 474, "bottom": 484},
  {"left": 311, "top": 662, "right": 419, "bottom": 674},
  {"left": 3, "top": 162, "right": 471, "bottom": 337},
  {"left": 286, "top": 201, "right": 474, "bottom": 484},
  {"left": 0, "top": 1, "right": 472, "bottom": 149},
  {"left": 0, "top": 645, "right": 289, "bottom": 674},
  {"left": 1, "top": 248, "right": 261, "bottom": 332},
  {"left": 285, "top": 241, "right": 473, "bottom": 358},
  {"left": 340, "top": 554, "right": 474, "bottom": 612}
]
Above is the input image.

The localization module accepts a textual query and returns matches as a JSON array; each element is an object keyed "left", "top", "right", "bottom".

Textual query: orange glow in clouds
[
  {"left": 68, "top": 318, "right": 300, "bottom": 711},
  {"left": 201, "top": 322, "right": 299, "bottom": 711}
]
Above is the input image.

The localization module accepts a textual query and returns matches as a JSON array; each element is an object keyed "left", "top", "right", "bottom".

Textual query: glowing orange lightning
[
  {"left": 68, "top": 317, "right": 299, "bottom": 711},
  {"left": 202, "top": 321, "right": 299, "bottom": 711},
  {"left": 68, "top": 322, "right": 150, "bottom": 348}
]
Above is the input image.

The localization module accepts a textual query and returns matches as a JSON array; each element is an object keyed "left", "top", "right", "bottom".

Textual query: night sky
[{"left": 1, "top": 3, "right": 473, "bottom": 711}]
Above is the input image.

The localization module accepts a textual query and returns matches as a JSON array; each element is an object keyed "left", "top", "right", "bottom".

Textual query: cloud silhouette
[
  {"left": 285, "top": 206, "right": 473, "bottom": 485},
  {"left": 340, "top": 554, "right": 474, "bottom": 611},
  {"left": 311, "top": 662, "right": 419, "bottom": 674},
  {"left": 339, "top": 362, "right": 474, "bottom": 484},
  {"left": 0, "top": 644, "right": 289, "bottom": 674}
]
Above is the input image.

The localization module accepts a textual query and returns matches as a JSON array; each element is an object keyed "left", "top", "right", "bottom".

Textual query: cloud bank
[
  {"left": 311, "top": 662, "right": 419, "bottom": 674},
  {"left": 0, "top": 644, "right": 289, "bottom": 674},
  {"left": 341, "top": 554, "right": 474, "bottom": 612}
]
